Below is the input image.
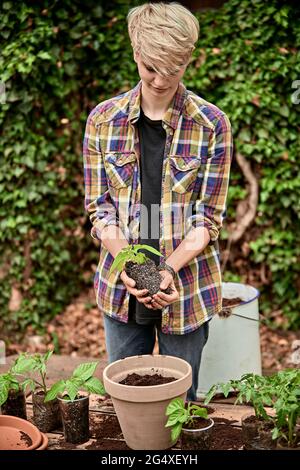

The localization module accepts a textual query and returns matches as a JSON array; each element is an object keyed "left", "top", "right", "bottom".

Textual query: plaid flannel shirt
[{"left": 83, "top": 81, "right": 233, "bottom": 334}]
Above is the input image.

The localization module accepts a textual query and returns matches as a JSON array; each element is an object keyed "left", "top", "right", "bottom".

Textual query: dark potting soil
[
  {"left": 89, "top": 414, "right": 122, "bottom": 440},
  {"left": 125, "top": 259, "right": 173, "bottom": 296},
  {"left": 32, "top": 390, "right": 62, "bottom": 433},
  {"left": 59, "top": 395, "right": 89, "bottom": 444},
  {"left": 119, "top": 373, "right": 177, "bottom": 386},
  {"left": 1, "top": 389, "right": 27, "bottom": 420},
  {"left": 244, "top": 415, "right": 274, "bottom": 430},
  {"left": 86, "top": 439, "right": 131, "bottom": 450},
  {"left": 222, "top": 297, "right": 243, "bottom": 307},
  {"left": 87, "top": 415, "right": 243, "bottom": 451},
  {"left": 19, "top": 431, "right": 32, "bottom": 447},
  {"left": 211, "top": 424, "right": 243, "bottom": 450},
  {"left": 184, "top": 418, "right": 211, "bottom": 430}
]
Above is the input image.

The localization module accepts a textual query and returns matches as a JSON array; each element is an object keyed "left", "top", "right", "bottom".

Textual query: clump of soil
[
  {"left": 119, "top": 373, "right": 177, "bottom": 386},
  {"left": 86, "top": 440, "right": 130, "bottom": 450},
  {"left": 90, "top": 415, "right": 122, "bottom": 440},
  {"left": 125, "top": 259, "right": 172, "bottom": 296},
  {"left": 211, "top": 423, "right": 243, "bottom": 450},
  {"left": 19, "top": 431, "right": 32, "bottom": 447}
]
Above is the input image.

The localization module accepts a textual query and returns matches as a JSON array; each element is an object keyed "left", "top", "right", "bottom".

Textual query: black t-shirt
[{"left": 128, "top": 108, "right": 166, "bottom": 325}]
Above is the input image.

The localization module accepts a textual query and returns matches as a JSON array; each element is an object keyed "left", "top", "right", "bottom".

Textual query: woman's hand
[
  {"left": 145, "top": 270, "right": 179, "bottom": 310},
  {"left": 120, "top": 270, "right": 152, "bottom": 305}
]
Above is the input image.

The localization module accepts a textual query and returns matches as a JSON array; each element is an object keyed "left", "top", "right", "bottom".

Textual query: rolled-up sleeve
[
  {"left": 187, "top": 113, "right": 233, "bottom": 242},
  {"left": 82, "top": 111, "right": 119, "bottom": 241}
]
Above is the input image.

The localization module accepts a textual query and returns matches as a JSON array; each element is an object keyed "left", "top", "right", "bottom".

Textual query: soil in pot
[
  {"left": 32, "top": 390, "right": 61, "bottom": 433},
  {"left": 125, "top": 259, "right": 172, "bottom": 296},
  {"left": 222, "top": 297, "right": 243, "bottom": 307},
  {"left": 1, "top": 389, "right": 27, "bottom": 420},
  {"left": 276, "top": 436, "right": 300, "bottom": 450},
  {"left": 181, "top": 417, "right": 214, "bottom": 450},
  {"left": 242, "top": 414, "right": 276, "bottom": 450},
  {"left": 119, "top": 373, "right": 176, "bottom": 386},
  {"left": 59, "top": 395, "right": 89, "bottom": 444}
]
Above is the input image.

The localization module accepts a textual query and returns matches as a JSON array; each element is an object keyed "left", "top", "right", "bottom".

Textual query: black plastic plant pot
[
  {"left": 1, "top": 389, "right": 27, "bottom": 420},
  {"left": 181, "top": 417, "right": 214, "bottom": 450},
  {"left": 241, "top": 414, "right": 277, "bottom": 450},
  {"left": 32, "top": 390, "right": 62, "bottom": 432},
  {"left": 58, "top": 395, "right": 89, "bottom": 444}
]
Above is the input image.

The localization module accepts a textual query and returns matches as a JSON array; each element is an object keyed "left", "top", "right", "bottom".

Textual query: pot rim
[
  {"left": 57, "top": 394, "right": 89, "bottom": 403},
  {"left": 103, "top": 354, "right": 192, "bottom": 402},
  {"left": 182, "top": 417, "right": 214, "bottom": 433}
]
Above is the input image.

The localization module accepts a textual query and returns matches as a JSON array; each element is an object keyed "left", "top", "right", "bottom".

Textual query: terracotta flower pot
[
  {"left": 1, "top": 389, "right": 27, "bottom": 420},
  {"left": 181, "top": 417, "right": 214, "bottom": 450},
  {"left": 58, "top": 395, "right": 89, "bottom": 444},
  {"left": 103, "top": 354, "right": 192, "bottom": 450},
  {"left": 35, "top": 432, "right": 49, "bottom": 450},
  {"left": 241, "top": 413, "right": 277, "bottom": 450},
  {"left": 0, "top": 415, "right": 42, "bottom": 450},
  {"left": 32, "top": 390, "right": 61, "bottom": 433}
]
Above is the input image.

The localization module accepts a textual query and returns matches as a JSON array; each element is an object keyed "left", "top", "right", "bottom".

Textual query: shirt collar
[{"left": 128, "top": 80, "right": 187, "bottom": 130}]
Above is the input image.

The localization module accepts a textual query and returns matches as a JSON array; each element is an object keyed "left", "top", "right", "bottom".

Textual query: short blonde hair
[{"left": 127, "top": 2, "right": 199, "bottom": 77}]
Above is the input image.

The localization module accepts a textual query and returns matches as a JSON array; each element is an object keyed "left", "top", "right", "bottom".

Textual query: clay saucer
[
  {"left": 0, "top": 415, "right": 42, "bottom": 450},
  {"left": 36, "top": 432, "right": 49, "bottom": 450}
]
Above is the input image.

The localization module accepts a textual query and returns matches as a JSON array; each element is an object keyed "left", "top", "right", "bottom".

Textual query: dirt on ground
[{"left": 3, "top": 287, "right": 300, "bottom": 374}]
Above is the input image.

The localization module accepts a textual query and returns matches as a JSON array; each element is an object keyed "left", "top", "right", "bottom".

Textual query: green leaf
[
  {"left": 84, "top": 377, "right": 106, "bottom": 395},
  {"left": 137, "top": 245, "right": 163, "bottom": 257},
  {"left": 191, "top": 406, "right": 208, "bottom": 419},
  {"left": 171, "top": 422, "right": 182, "bottom": 442},
  {"left": 43, "top": 350, "right": 53, "bottom": 362},
  {"left": 0, "top": 383, "right": 9, "bottom": 407},
  {"left": 165, "top": 409, "right": 186, "bottom": 427},
  {"left": 65, "top": 380, "right": 79, "bottom": 401},
  {"left": 73, "top": 362, "right": 98, "bottom": 381},
  {"left": 165, "top": 397, "right": 185, "bottom": 416},
  {"left": 45, "top": 380, "right": 66, "bottom": 402},
  {"left": 109, "top": 253, "right": 128, "bottom": 274}
]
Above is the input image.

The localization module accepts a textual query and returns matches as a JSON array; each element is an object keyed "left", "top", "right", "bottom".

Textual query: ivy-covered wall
[{"left": 0, "top": 0, "right": 299, "bottom": 332}]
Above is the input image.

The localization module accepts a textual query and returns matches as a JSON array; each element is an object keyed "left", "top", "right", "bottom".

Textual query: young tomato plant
[
  {"left": 165, "top": 397, "right": 208, "bottom": 442},
  {"left": 0, "top": 370, "right": 25, "bottom": 407},
  {"left": 204, "top": 373, "right": 273, "bottom": 421},
  {"left": 10, "top": 350, "right": 53, "bottom": 395},
  {"left": 270, "top": 369, "right": 300, "bottom": 447},
  {"left": 109, "top": 244, "right": 163, "bottom": 275},
  {"left": 45, "top": 362, "right": 105, "bottom": 402}
]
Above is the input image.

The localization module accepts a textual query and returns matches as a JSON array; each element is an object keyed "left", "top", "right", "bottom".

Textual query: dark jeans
[{"left": 103, "top": 314, "right": 209, "bottom": 401}]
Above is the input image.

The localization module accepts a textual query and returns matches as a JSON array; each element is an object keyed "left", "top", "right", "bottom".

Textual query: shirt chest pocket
[
  {"left": 169, "top": 156, "right": 202, "bottom": 193},
  {"left": 104, "top": 152, "right": 136, "bottom": 189}
]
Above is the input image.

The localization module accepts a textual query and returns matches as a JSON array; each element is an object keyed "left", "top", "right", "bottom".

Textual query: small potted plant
[
  {"left": 205, "top": 373, "right": 276, "bottom": 450},
  {"left": 271, "top": 369, "right": 300, "bottom": 450},
  {"left": 0, "top": 367, "right": 27, "bottom": 419},
  {"left": 165, "top": 397, "right": 214, "bottom": 450},
  {"left": 45, "top": 362, "right": 105, "bottom": 444},
  {"left": 12, "top": 350, "right": 61, "bottom": 432},
  {"left": 103, "top": 354, "right": 192, "bottom": 450},
  {"left": 109, "top": 244, "right": 173, "bottom": 295}
]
